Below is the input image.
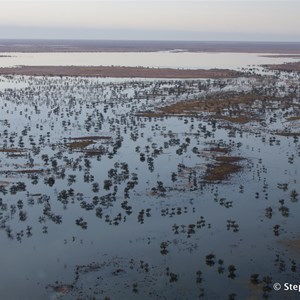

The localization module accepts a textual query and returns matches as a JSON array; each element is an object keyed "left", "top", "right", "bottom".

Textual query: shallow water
[
  {"left": 0, "top": 51, "right": 298, "bottom": 70},
  {"left": 0, "top": 73, "right": 299, "bottom": 300}
]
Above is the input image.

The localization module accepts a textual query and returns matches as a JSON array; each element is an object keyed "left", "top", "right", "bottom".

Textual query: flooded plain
[
  {"left": 0, "top": 51, "right": 298, "bottom": 70},
  {"left": 0, "top": 56, "right": 299, "bottom": 300}
]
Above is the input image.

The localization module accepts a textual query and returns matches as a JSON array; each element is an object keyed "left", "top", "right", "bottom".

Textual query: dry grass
[
  {"left": 202, "top": 151, "right": 244, "bottom": 182},
  {"left": 70, "top": 136, "right": 111, "bottom": 141},
  {"left": 0, "top": 148, "right": 26, "bottom": 153},
  {"left": 215, "top": 156, "right": 244, "bottom": 163},
  {"left": 264, "top": 61, "right": 300, "bottom": 72},
  {"left": 65, "top": 137, "right": 109, "bottom": 154},
  {"left": 275, "top": 131, "right": 300, "bottom": 137},
  {"left": 83, "top": 149, "right": 107, "bottom": 157},
  {"left": 287, "top": 116, "right": 300, "bottom": 121},
  {"left": 204, "top": 161, "right": 242, "bottom": 182},
  {"left": 16, "top": 169, "right": 46, "bottom": 174},
  {"left": 138, "top": 92, "right": 277, "bottom": 124},
  {"left": 66, "top": 140, "right": 95, "bottom": 150}
]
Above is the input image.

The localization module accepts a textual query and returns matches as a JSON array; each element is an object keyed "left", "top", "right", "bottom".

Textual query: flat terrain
[
  {"left": 0, "top": 69, "right": 299, "bottom": 299},
  {"left": 1, "top": 39, "right": 300, "bottom": 53},
  {"left": 0, "top": 44, "right": 299, "bottom": 299},
  {"left": 0, "top": 65, "right": 241, "bottom": 78}
]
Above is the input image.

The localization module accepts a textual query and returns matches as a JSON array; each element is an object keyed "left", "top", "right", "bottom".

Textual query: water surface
[{"left": 0, "top": 51, "right": 298, "bottom": 70}]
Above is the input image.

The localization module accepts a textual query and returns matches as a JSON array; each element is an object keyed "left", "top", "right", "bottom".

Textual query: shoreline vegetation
[
  {"left": 0, "top": 40, "right": 300, "bottom": 77},
  {"left": 260, "top": 54, "right": 300, "bottom": 58},
  {"left": 1, "top": 61, "right": 300, "bottom": 78},
  {"left": 263, "top": 61, "right": 300, "bottom": 72},
  {"left": 0, "top": 65, "right": 242, "bottom": 78}
]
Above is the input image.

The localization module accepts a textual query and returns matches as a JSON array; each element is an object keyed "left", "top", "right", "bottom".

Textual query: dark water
[{"left": 0, "top": 73, "right": 299, "bottom": 299}]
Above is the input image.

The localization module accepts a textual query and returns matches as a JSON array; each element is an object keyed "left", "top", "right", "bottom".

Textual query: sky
[{"left": 0, "top": 1, "right": 299, "bottom": 42}]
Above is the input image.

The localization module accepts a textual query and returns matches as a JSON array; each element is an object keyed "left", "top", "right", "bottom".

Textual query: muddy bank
[{"left": 0, "top": 65, "right": 242, "bottom": 78}]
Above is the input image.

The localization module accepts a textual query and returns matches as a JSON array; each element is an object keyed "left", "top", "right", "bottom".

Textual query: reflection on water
[
  {"left": 0, "top": 70, "right": 299, "bottom": 300},
  {"left": 0, "top": 51, "right": 298, "bottom": 70}
]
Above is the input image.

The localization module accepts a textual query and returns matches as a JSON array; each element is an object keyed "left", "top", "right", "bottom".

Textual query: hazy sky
[{"left": 0, "top": 1, "right": 299, "bottom": 41}]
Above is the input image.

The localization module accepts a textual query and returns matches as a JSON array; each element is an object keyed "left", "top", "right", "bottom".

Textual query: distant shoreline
[
  {"left": 1, "top": 39, "right": 300, "bottom": 54},
  {"left": 263, "top": 61, "right": 300, "bottom": 72},
  {"left": 260, "top": 54, "right": 300, "bottom": 58},
  {"left": 0, "top": 65, "right": 242, "bottom": 78}
]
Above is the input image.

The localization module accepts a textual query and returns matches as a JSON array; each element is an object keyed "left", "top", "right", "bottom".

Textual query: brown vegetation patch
[
  {"left": 275, "top": 131, "right": 300, "bottom": 137},
  {"left": 204, "top": 161, "right": 242, "bottom": 182},
  {"left": 279, "top": 239, "right": 300, "bottom": 255},
  {"left": 0, "top": 65, "right": 241, "bottom": 79},
  {"left": 70, "top": 136, "right": 111, "bottom": 141},
  {"left": 0, "top": 148, "right": 26, "bottom": 153},
  {"left": 202, "top": 148, "right": 244, "bottom": 182},
  {"left": 82, "top": 149, "right": 107, "bottom": 157},
  {"left": 260, "top": 55, "right": 300, "bottom": 58},
  {"left": 215, "top": 156, "right": 244, "bottom": 163},
  {"left": 287, "top": 116, "right": 300, "bottom": 121},
  {"left": 66, "top": 140, "right": 95, "bottom": 150},
  {"left": 264, "top": 61, "right": 300, "bottom": 72},
  {"left": 138, "top": 92, "right": 277, "bottom": 123}
]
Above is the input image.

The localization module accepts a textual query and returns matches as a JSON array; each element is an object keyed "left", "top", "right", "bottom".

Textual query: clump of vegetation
[
  {"left": 66, "top": 140, "right": 95, "bottom": 150},
  {"left": 204, "top": 159, "right": 243, "bottom": 182}
]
